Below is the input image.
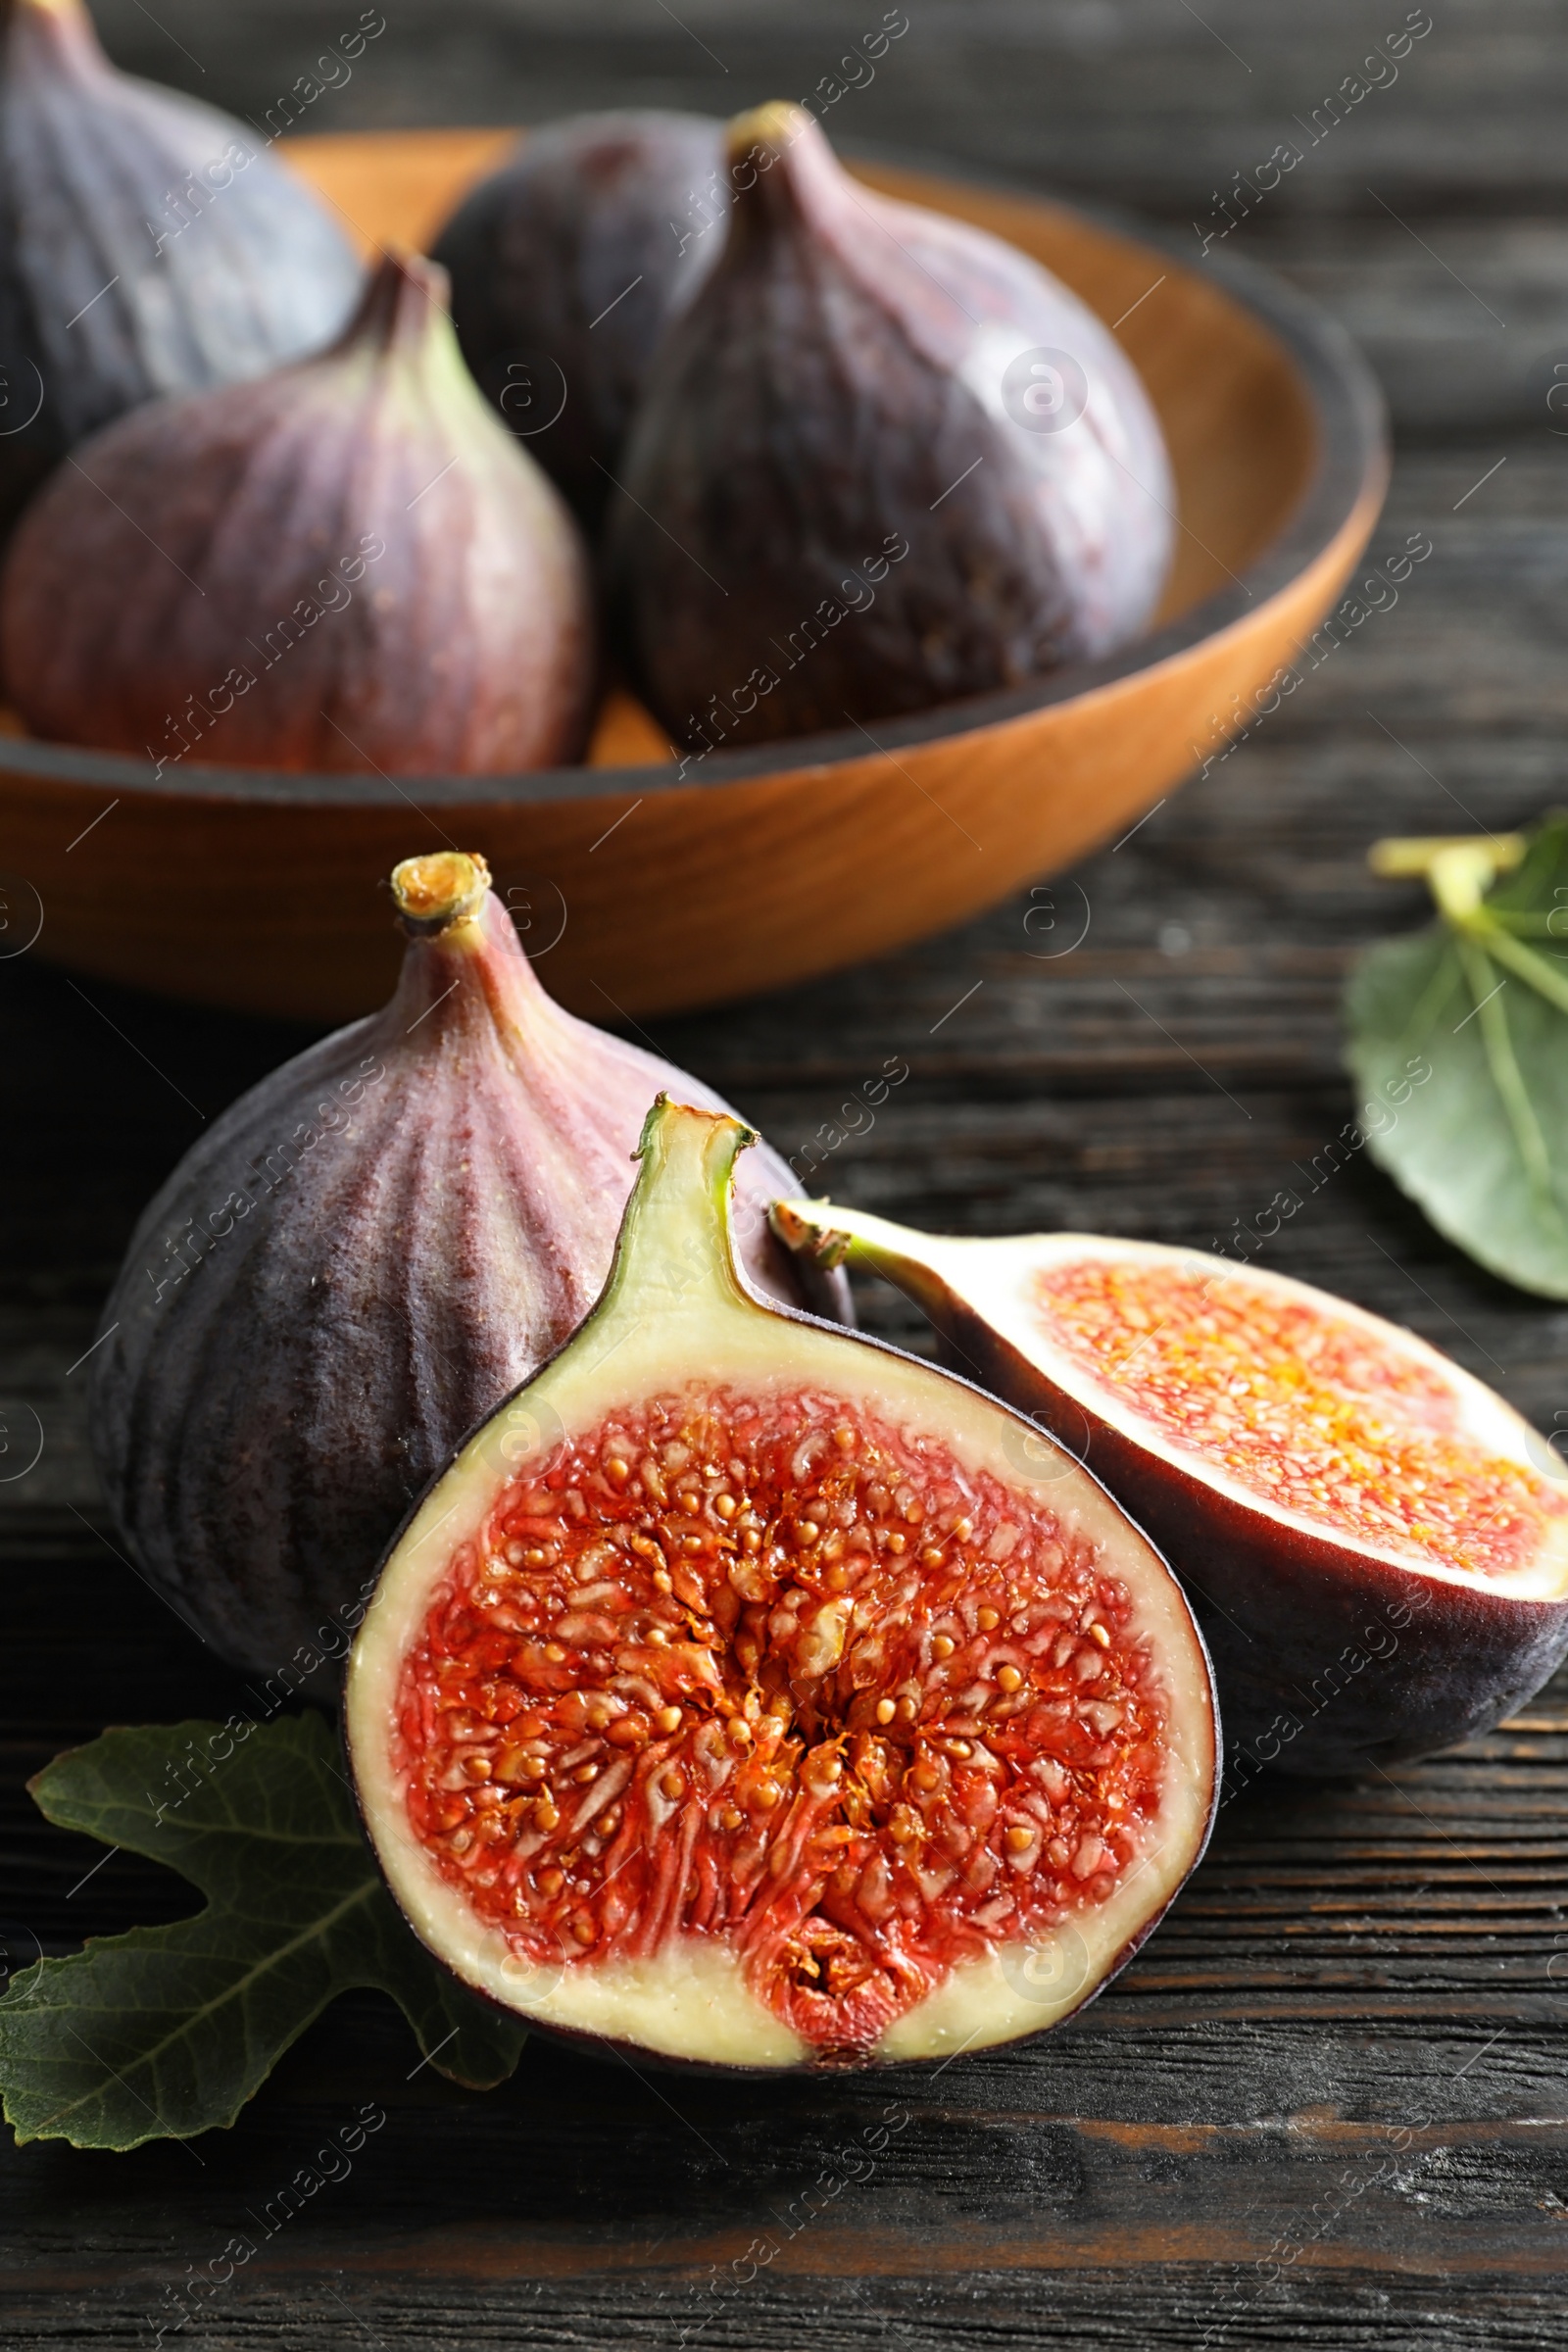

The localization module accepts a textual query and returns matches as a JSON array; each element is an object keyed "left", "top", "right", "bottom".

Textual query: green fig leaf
[
  {"left": 1346, "top": 813, "right": 1568, "bottom": 1298},
  {"left": 0, "top": 1713, "right": 526, "bottom": 2151}
]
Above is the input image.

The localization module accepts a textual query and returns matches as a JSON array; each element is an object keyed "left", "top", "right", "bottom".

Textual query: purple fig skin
[
  {"left": 87, "top": 858, "right": 849, "bottom": 1676},
  {"left": 0, "top": 0, "right": 362, "bottom": 532},
  {"left": 0, "top": 251, "right": 595, "bottom": 775},
  {"left": 432, "top": 111, "right": 727, "bottom": 532},
  {"left": 607, "top": 101, "right": 1174, "bottom": 749},
  {"left": 774, "top": 1211, "right": 1568, "bottom": 1779}
]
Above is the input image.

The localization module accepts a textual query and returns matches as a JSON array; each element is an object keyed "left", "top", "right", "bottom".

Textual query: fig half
[
  {"left": 608, "top": 102, "right": 1174, "bottom": 749},
  {"left": 89, "top": 855, "right": 843, "bottom": 1676},
  {"left": 773, "top": 1202, "right": 1568, "bottom": 1777},
  {"left": 0, "top": 0, "right": 362, "bottom": 531},
  {"left": 346, "top": 1101, "right": 1217, "bottom": 2071}
]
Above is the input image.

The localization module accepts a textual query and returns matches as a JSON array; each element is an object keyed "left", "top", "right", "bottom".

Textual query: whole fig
[
  {"left": 432, "top": 111, "right": 727, "bottom": 531},
  {"left": 607, "top": 102, "right": 1175, "bottom": 750},
  {"left": 0, "top": 0, "right": 363, "bottom": 533},
  {"left": 0, "top": 251, "right": 595, "bottom": 775},
  {"left": 89, "top": 852, "right": 849, "bottom": 1678}
]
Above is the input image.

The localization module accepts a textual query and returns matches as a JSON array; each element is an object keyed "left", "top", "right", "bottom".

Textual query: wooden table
[{"left": 5, "top": 2, "right": 1567, "bottom": 2342}]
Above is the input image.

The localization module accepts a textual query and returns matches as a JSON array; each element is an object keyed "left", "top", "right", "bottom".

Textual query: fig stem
[
  {"left": 391, "top": 851, "right": 492, "bottom": 934},
  {"left": 725, "top": 100, "right": 808, "bottom": 168},
  {"left": 335, "top": 248, "right": 454, "bottom": 360},
  {"left": 604, "top": 1100, "right": 756, "bottom": 1318}
]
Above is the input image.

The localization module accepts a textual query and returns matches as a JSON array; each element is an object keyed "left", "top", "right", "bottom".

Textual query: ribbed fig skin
[
  {"left": 433, "top": 111, "right": 726, "bottom": 531},
  {"left": 0, "top": 252, "right": 595, "bottom": 774},
  {"left": 0, "top": 0, "right": 362, "bottom": 531},
  {"left": 608, "top": 105, "right": 1174, "bottom": 748},
  {"left": 89, "top": 884, "right": 840, "bottom": 1674}
]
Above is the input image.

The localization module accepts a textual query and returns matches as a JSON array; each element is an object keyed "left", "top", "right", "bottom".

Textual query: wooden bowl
[{"left": 0, "top": 129, "right": 1386, "bottom": 1023}]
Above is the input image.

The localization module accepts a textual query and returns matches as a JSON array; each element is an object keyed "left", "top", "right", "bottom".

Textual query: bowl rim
[{"left": 0, "top": 155, "right": 1388, "bottom": 813}]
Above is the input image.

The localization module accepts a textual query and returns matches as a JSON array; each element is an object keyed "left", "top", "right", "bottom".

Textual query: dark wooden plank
[{"left": 85, "top": 0, "right": 1568, "bottom": 227}]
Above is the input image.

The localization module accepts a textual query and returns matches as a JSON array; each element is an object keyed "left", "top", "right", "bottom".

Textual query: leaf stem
[
  {"left": 1453, "top": 933, "right": 1560, "bottom": 1224},
  {"left": 1396, "top": 938, "right": 1462, "bottom": 1057},
  {"left": 1470, "top": 916, "right": 1568, "bottom": 1017}
]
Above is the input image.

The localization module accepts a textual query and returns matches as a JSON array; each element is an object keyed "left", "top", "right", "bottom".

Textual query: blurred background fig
[
  {"left": 433, "top": 110, "right": 727, "bottom": 532},
  {"left": 88, "top": 852, "right": 850, "bottom": 1676},
  {"left": 0, "top": 251, "right": 595, "bottom": 774},
  {"left": 0, "top": 0, "right": 363, "bottom": 534},
  {"left": 607, "top": 101, "right": 1175, "bottom": 751}
]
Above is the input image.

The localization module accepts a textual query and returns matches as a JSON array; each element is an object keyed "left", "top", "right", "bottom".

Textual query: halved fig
[
  {"left": 773, "top": 1202, "right": 1568, "bottom": 1777},
  {"left": 346, "top": 1102, "right": 1217, "bottom": 2070}
]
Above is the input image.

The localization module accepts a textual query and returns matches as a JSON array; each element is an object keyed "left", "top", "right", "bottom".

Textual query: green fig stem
[
  {"left": 770, "top": 1198, "right": 964, "bottom": 1325},
  {"left": 8, "top": 0, "right": 105, "bottom": 70},
  {"left": 391, "top": 851, "right": 492, "bottom": 935},
  {"left": 601, "top": 1100, "right": 757, "bottom": 1323}
]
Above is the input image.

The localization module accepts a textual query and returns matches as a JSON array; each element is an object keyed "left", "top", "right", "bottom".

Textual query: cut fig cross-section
[
  {"left": 772, "top": 1201, "right": 1568, "bottom": 1776},
  {"left": 347, "top": 1102, "right": 1217, "bottom": 2071}
]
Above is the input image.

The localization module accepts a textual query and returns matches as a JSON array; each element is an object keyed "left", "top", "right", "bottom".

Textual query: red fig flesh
[
  {"left": 608, "top": 102, "right": 1174, "bottom": 749},
  {"left": 346, "top": 1102, "right": 1217, "bottom": 2070},
  {"left": 88, "top": 856, "right": 844, "bottom": 1676},
  {"left": 773, "top": 1202, "right": 1568, "bottom": 1776},
  {"left": 0, "top": 252, "right": 594, "bottom": 774},
  {"left": 0, "top": 0, "right": 362, "bottom": 530}
]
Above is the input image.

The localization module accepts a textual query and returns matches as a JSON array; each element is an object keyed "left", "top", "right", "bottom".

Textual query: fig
[
  {"left": 0, "top": 251, "right": 594, "bottom": 775},
  {"left": 606, "top": 101, "right": 1174, "bottom": 751},
  {"left": 88, "top": 854, "right": 846, "bottom": 1677},
  {"left": 772, "top": 1201, "right": 1568, "bottom": 1777},
  {"left": 432, "top": 111, "right": 727, "bottom": 531},
  {"left": 0, "top": 0, "right": 362, "bottom": 532},
  {"left": 345, "top": 1100, "right": 1217, "bottom": 2070}
]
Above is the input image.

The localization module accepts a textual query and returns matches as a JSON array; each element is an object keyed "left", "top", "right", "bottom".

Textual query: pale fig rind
[
  {"left": 773, "top": 1202, "right": 1568, "bottom": 1777},
  {"left": 607, "top": 102, "right": 1174, "bottom": 749},
  {"left": 0, "top": 0, "right": 362, "bottom": 531},
  {"left": 0, "top": 252, "right": 595, "bottom": 775},
  {"left": 88, "top": 859, "right": 842, "bottom": 1677},
  {"left": 433, "top": 111, "right": 728, "bottom": 530},
  {"left": 345, "top": 1102, "right": 1218, "bottom": 2073}
]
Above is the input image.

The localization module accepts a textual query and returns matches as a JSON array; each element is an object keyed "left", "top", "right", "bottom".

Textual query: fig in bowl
[
  {"left": 433, "top": 109, "right": 727, "bottom": 530},
  {"left": 0, "top": 0, "right": 363, "bottom": 530},
  {"left": 0, "top": 251, "right": 594, "bottom": 776},
  {"left": 607, "top": 100, "right": 1174, "bottom": 749}
]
